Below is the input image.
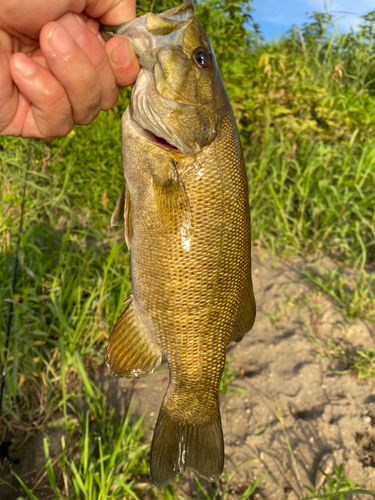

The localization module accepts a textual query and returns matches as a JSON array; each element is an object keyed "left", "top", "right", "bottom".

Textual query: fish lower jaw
[
  {"left": 147, "top": 130, "right": 181, "bottom": 152},
  {"left": 129, "top": 114, "right": 183, "bottom": 153}
]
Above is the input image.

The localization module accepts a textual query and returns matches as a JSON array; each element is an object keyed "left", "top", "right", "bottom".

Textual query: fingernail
[
  {"left": 49, "top": 25, "right": 75, "bottom": 55},
  {"left": 61, "top": 14, "right": 85, "bottom": 43},
  {"left": 111, "top": 42, "right": 131, "bottom": 67},
  {"left": 13, "top": 54, "right": 37, "bottom": 77}
]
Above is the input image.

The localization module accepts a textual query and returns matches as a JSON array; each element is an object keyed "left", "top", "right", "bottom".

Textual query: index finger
[
  {"left": 1, "top": 0, "right": 136, "bottom": 39},
  {"left": 84, "top": 0, "right": 136, "bottom": 25}
]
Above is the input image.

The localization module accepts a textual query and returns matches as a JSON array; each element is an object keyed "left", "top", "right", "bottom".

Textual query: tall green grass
[{"left": 248, "top": 129, "right": 375, "bottom": 262}]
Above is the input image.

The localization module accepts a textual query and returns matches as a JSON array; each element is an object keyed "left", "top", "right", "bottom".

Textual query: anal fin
[
  {"left": 231, "top": 275, "right": 256, "bottom": 343},
  {"left": 106, "top": 296, "right": 162, "bottom": 378}
]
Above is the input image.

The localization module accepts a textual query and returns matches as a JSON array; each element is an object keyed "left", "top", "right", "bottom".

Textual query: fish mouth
[
  {"left": 148, "top": 130, "right": 180, "bottom": 152},
  {"left": 129, "top": 114, "right": 182, "bottom": 153}
]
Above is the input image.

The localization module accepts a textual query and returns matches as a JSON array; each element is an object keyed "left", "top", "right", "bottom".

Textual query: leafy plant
[
  {"left": 304, "top": 463, "right": 375, "bottom": 499},
  {"left": 335, "top": 348, "right": 375, "bottom": 379}
]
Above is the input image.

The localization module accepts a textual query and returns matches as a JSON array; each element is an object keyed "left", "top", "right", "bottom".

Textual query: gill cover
[{"left": 102, "top": 0, "right": 221, "bottom": 155}]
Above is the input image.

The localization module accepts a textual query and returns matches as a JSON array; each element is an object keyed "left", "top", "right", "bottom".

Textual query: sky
[{"left": 251, "top": 0, "right": 375, "bottom": 39}]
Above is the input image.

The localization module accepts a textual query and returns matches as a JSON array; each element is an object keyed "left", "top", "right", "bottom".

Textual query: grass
[
  {"left": 310, "top": 335, "right": 375, "bottom": 380},
  {"left": 12, "top": 387, "right": 151, "bottom": 500},
  {"left": 219, "top": 358, "right": 238, "bottom": 394},
  {"left": 339, "top": 348, "right": 375, "bottom": 379},
  {"left": 247, "top": 129, "right": 375, "bottom": 262},
  {"left": 1, "top": 0, "right": 375, "bottom": 497},
  {"left": 302, "top": 227, "right": 375, "bottom": 322},
  {"left": 33, "top": 392, "right": 150, "bottom": 500},
  {"left": 304, "top": 463, "right": 375, "bottom": 499},
  {"left": 303, "top": 266, "right": 375, "bottom": 322},
  {"left": 193, "top": 469, "right": 267, "bottom": 500},
  {"left": 219, "top": 357, "right": 246, "bottom": 395}
]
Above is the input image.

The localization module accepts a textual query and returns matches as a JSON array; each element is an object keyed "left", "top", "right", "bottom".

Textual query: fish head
[{"left": 111, "top": 1, "right": 224, "bottom": 155}]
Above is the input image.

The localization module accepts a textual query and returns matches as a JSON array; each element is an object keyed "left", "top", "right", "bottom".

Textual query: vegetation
[
  {"left": 304, "top": 463, "right": 375, "bottom": 499},
  {"left": 1, "top": 0, "right": 375, "bottom": 497}
]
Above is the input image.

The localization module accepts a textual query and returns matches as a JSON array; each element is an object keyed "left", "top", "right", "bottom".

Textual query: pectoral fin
[
  {"left": 111, "top": 187, "right": 125, "bottom": 227},
  {"left": 106, "top": 296, "right": 162, "bottom": 378},
  {"left": 124, "top": 186, "right": 132, "bottom": 248},
  {"left": 111, "top": 186, "right": 133, "bottom": 248},
  {"left": 152, "top": 162, "right": 191, "bottom": 233},
  {"left": 231, "top": 275, "right": 256, "bottom": 343}
]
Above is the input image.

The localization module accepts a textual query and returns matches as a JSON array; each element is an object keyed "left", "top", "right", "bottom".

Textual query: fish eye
[{"left": 193, "top": 47, "right": 212, "bottom": 70}]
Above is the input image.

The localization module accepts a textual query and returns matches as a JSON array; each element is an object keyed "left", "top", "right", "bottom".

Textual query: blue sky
[{"left": 251, "top": 0, "right": 375, "bottom": 39}]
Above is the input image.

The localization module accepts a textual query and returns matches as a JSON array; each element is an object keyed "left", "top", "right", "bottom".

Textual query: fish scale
[{"left": 102, "top": 0, "right": 255, "bottom": 488}]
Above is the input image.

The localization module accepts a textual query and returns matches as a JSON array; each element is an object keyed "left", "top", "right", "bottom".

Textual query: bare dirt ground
[{"left": 2, "top": 250, "right": 375, "bottom": 499}]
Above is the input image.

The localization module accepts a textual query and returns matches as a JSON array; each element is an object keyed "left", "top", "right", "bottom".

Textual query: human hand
[{"left": 0, "top": 0, "right": 140, "bottom": 140}]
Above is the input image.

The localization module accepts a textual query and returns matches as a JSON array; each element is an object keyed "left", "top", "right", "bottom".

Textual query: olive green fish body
[{"left": 104, "top": 1, "right": 255, "bottom": 487}]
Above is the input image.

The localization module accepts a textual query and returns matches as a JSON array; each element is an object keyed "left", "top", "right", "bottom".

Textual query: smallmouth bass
[{"left": 102, "top": 0, "right": 255, "bottom": 487}]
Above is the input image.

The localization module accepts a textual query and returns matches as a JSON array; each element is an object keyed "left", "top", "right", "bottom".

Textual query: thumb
[{"left": 105, "top": 36, "right": 140, "bottom": 87}]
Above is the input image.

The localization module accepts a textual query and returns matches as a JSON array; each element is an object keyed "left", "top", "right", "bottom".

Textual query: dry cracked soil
[{"left": 1, "top": 250, "right": 375, "bottom": 499}]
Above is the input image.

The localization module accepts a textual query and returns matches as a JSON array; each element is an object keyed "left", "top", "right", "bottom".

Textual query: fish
[{"left": 101, "top": 0, "right": 256, "bottom": 488}]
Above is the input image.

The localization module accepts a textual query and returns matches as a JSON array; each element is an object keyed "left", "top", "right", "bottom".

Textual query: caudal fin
[{"left": 150, "top": 404, "right": 224, "bottom": 488}]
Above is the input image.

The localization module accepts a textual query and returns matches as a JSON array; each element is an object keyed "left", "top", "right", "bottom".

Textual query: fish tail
[{"left": 150, "top": 402, "right": 224, "bottom": 488}]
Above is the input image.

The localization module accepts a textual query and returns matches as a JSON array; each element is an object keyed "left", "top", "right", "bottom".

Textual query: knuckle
[
  {"left": 58, "top": 118, "right": 74, "bottom": 137},
  {"left": 101, "top": 85, "right": 118, "bottom": 110},
  {"left": 74, "top": 94, "right": 102, "bottom": 125},
  {"left": 41, "top": 111, "right": 74, "bottom": 139}
]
